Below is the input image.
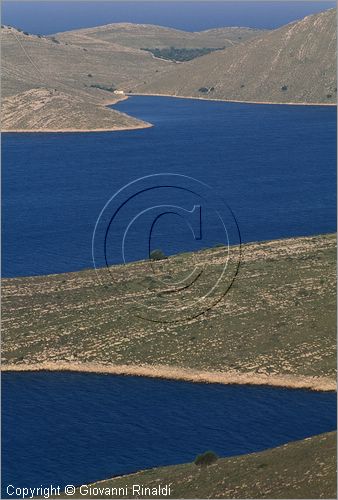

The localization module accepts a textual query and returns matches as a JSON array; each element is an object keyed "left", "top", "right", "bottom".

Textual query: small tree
[
  {"left": 194, "top": 450, "right": 219, "bottom": 467},
  {"left": 149, "top": 249, "right": 167, "bottom": 261},
  {"left": 281, "top": 85, "right": 288, "bottom": 91}
]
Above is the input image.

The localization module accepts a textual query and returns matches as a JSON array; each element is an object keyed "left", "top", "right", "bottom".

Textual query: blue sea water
[
  {"left": 2, "top": 372, "right": 336, "bottom": 495},
  {"left": 2, "top": 96, "right": 336, "bottom": 277}
]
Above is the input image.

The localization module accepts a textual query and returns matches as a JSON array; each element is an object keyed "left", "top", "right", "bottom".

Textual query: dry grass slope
[
  {"left": 138, "top": 9, "right": 337, "bottom": 104},
  {"left": 2, "top": 10, "right": 335, "bottom": 131},
  {"left": 55, "top": 23, "right": 264, "bottom": 50},
  {"left": 1, "top": 88, "right": 151, "bottom": 132},
  {"left": 77, "top": 432, "right": 337, "bottom": 499},
  {"left": 1, "top": 23, "right": 263, "bottom": 131},
  {"left": 1, "top": 25, "right": 167, "bottom": 131},
  {"left": 2, "top": 234, "right": 336, "bottom": 390}
]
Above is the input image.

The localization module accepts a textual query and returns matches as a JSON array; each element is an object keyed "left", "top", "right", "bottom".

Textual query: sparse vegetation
[
  {"left": 73, "top": 433, "right": 336, "bottom": 499},
  {"left": 2, "top": 234, "right": 335, "bottom": 381},
  {"left": 194, "top": 450, "right": 219, "bottom": 467},
  {"left": 198, "top": 87, "right": 214, "bottom": 93},
  {"left": 149, "top": 249, "right": 167, "bottom": 261},
  {"left": 50, "top": 37, "right": 60, "bottom": 44},
  {"left": 89, "top": 84, "right": 116, "bottom": 92},
  {"left": 141, "top": 46, "right": 224, "bottom": 62}
]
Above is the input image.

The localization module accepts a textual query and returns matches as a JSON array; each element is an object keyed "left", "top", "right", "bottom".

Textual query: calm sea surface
[
  {"left": 2, "top": 372, "right": 336, "bottom": 494},
  {"left": 2, "top": 99, "right": 337, "bottom": 495},
  {"left": 2, "top": 96, "right": 336, "bottom": 277}
]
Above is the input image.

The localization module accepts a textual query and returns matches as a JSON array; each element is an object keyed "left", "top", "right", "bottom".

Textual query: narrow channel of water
[
  {"left": 2, "top": 371, "right": 336, "bottom": 495},
  {"left": 2, "top": 97, "right": 336, "bottom": 277}
]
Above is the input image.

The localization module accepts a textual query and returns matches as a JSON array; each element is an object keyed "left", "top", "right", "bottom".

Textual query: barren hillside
[
  {"left": 1, "top": 25, "right": 169, "bottom": 131},
  {"left": 54, "top": 23, "right": 264, "bottom": 50},
  {"left": 1, "top": 10, "right": 336, "bottom": 132},
  {"left": 137, "top": 9, "right": 337, "bottom": 104}
]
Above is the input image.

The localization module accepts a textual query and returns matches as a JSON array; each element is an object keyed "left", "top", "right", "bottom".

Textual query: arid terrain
[
  {"left": 2, "top": 8, "right": 337, "bottom": 498},
  {"left": 138, "top": 9, "right": 337, "bottom": 104},
  {"left": 3, "top": 234, "right": 336, "bottom": 498},
  {"left": 75, "top": 432, "right": 336, "bottom": 499},
  {"left": 2, "top": 8, "right": 336, "bottom": 132},
  {"left": 1, "top": 23, "right": 262, "bottom": 132},
  {"left": 2, "top": 234, "right": 336, "bottom": 391}
]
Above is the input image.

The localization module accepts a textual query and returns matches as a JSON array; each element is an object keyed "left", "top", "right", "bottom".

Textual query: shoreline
[
  {"left": 129, "top": 92, "right": 337, "bottom": 107},
  {"left": 1, "top": 122, "right": 152, "bottom": 134},
  {"left": 1, "top": 362, "right": 336, "bottom": 392},
  {"left": 2, "top": 232, "right": 335, "bottom": 280},
  {"left": 2, "top": 93, "right": 335, "bottom": 134}
]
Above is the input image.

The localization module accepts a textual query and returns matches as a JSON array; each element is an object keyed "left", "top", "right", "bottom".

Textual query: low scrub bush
[
  {"left": 149, "top": 249, "right": 167, "bottom": 261},
  {"left": 141, "top": 46, "right": 224, "bottom": 62},
  {"left": 194, "top": 450, "right": 219, "bottom": 467},
  {"left": 90, "top": 84, "right": 116, "bottom": 92}
]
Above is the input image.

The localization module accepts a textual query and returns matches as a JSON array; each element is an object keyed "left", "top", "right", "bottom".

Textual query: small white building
[{"left": 114, "top": 90, "right": 125, "bottom": 95}]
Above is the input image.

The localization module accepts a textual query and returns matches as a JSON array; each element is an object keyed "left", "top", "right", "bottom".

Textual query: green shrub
[
  {"left": 141, "top": 46, "right": 224, "bottom": 62},
  {"left": 281, "top": 85, "right": 288, "bottom": 91},
  {"left": 194, "top": 450, "right": 219, "bottom": 467},
  {"left": 90, "top": 84, "right": 116, "bottom": 92},
  {"left": 149, "top": 249, "right": 167, "bottom": 261}
]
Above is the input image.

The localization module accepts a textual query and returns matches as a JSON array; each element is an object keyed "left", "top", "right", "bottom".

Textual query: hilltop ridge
[
  {"left": 137, "top": 9, "right": 337, "bottom": 104},
  {"left": 1, "top": 9, "right": 336, "bottom": 132}
]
